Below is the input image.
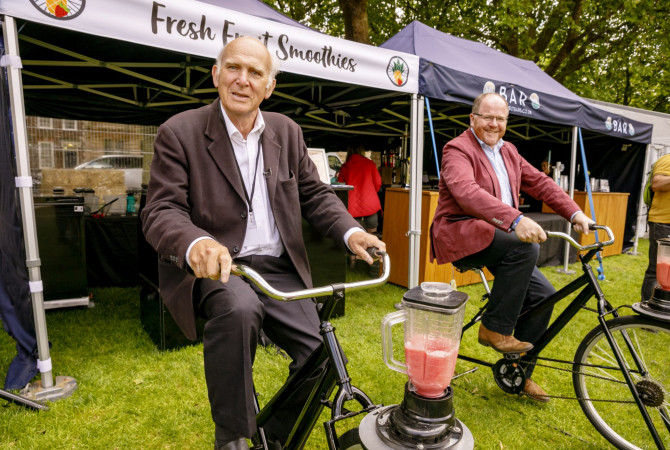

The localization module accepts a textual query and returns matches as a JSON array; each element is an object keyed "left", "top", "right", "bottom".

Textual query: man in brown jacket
[{"left": 141, "top": 36, "right": 384, "bottom": 449}]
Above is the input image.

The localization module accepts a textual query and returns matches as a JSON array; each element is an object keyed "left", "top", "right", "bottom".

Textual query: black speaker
[{"left": 33, "top": 196, "right": 88, "bottom": 302}]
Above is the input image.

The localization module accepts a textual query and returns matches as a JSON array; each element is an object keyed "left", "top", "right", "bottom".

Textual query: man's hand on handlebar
[
  {"left": 571, "top": 211, "right": 595, "bottom": 235},
  {"left": 347, "top": 230, "right": 386, "bottom": 265},
  {"left": 515, "top": 216, "right": 547, "bottom": 243},
  {"left": 188, "top": 239, "right": 233, "bottom": 283}
]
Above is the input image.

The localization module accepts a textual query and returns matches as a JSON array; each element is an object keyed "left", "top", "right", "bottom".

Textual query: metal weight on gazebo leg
[{"left": 2, "top": 15, "right": 78, "bottom": 404}]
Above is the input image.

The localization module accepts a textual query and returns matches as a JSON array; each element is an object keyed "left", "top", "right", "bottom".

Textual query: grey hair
[{"left": 214, "top": 37, "right": 280, "bottom": 89}]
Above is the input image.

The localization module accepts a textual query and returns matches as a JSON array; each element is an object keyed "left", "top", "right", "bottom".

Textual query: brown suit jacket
[
  {"left": 430, "top": 129, "right": 580, "bottom": 264},
  {"left": 141, "top": 100, "right": 360, "bottom": 340}
]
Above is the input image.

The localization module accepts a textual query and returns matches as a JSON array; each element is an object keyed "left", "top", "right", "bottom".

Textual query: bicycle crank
[{"left": 492, "top": 356, "right": 526, "bottom": 395}]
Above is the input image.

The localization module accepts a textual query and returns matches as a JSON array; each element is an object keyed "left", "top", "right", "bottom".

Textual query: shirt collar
[
  {"left": 219, "top": 103, "right": 265, "bottom": 141},
  {"left": 470, "top": 127, "right": 504, "bottom": 153}
]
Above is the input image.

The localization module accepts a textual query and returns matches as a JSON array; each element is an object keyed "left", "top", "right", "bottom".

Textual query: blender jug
[
  {"left": 657, "top": 238, "right": 670, "bottom": 290},
  {"left": 633, "top": 238, "right": 670, "bottom": 321},
  {"left": 382, "top": 282, "right": 468, "bottom": 398}
]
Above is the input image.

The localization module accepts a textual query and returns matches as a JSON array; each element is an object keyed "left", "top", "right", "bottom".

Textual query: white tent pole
[
  {"left": 2, "top": 15, "right": 76, "bottom": 401},
  {"left": 631, "top": 143, "right": 652, "bottom": 256},
  {"left": 407, "top": 94, "right": 424, "bottom": 288},
  {"left": 2, "top": 15, "right": 53, "bottom": 389},
  {"left": 558, "top": 126, "right": 578, "bottom": 274}
]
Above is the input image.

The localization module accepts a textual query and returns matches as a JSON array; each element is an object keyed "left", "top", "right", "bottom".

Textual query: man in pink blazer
[
  {"left": 430, "top": 93, "right": 592, "bottom": 402},
  {"left": 141, "top": 37, "right": 384, "bottom": 449}
]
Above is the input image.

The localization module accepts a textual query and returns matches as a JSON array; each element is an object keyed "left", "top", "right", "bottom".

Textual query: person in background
[
  {"left": 141, "top": 36, "right": 384, "bottom": 450},
  {"left": 337, "top": 143, "right": 383, "bottom": 268},
  {"left": 541, "top": 159, "right": 552, "bottom": 176},
  {"left": 641, "top": 153, "right": 670, "bottom": 301},
  {"left": 430, "top": 92, "right": 593, "bottom": 402}
]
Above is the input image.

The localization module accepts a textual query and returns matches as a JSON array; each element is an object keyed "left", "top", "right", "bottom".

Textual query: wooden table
[
  {"left": 381, "top": 188, "right": 493, "bottom": 288},
  {"left": 543, "top": 191, "right": 629, "bottom": 257}
]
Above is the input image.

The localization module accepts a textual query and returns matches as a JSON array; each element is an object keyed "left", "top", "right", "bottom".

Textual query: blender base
[
  {"left": 358, "top": 406, "right": 474, "bottom": 449},
  {"left": 357, "top": 384, "right": 474, "bottom": 449},
  {"left": 633, "top": 287, "right": 670, "bottom": 322}
]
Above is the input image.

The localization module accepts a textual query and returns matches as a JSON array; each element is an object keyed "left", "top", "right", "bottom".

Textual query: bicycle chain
[{"left": 499, "top": 355, "right": 637, "bottom": 403}]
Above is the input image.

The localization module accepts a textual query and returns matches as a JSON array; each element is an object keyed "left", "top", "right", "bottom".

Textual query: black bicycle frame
[
  {"left": 254, "top": 285, "right": 377, "bottom": 450},
  {"left": 457, "top": 246, "right": 668, "bottom": 449}
]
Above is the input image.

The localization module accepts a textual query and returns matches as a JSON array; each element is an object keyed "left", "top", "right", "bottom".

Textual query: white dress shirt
[{"left": 470, "top": 128, "right": 513, "bottom": 206}]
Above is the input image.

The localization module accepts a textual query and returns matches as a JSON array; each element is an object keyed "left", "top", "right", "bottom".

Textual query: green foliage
[
  {"left": 262, "top": 0, "right": 670, "bottom": 113},
  {"left": 0, "top": 241, "right": 652, "bottom": 448}
]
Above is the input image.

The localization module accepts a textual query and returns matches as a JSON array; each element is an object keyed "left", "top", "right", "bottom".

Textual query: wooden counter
[
  {"left": 542, "top": 191, "right": 628, "bottom": 258},
  {"left": 381, "top": 188, "right": 492, "bottom": 288}
]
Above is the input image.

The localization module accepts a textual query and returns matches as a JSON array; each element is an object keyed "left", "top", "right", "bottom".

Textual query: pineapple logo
[
  {"left": 29, "top": 0, "right": 85, "bottom": 20},
  {"left": 386, "top": 57, "right": 409, "bottom": 87}
]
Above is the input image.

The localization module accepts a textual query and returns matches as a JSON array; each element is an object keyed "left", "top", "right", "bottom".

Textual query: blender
[
  {"left": 356, "top": 282, "right": 474, "bottom": 449},
  {"left": 634, "top": 238, "right": 670, "bottom": 320}
]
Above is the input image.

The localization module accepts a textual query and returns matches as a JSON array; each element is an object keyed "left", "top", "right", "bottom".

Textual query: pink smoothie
[
  {"left": 658, "top": 262, "right": 670, "bottom": 290},
  {"left": 404, "top": 337, "right": 459, "bottom": 398}
]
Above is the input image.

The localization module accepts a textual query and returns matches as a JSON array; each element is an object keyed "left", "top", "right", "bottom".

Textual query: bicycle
[
  {"left": 231, "top": 250, "right": 390, "bottom": 450},
  {"left": 457, "top": 224, "right": 670, "bottom": 450}
]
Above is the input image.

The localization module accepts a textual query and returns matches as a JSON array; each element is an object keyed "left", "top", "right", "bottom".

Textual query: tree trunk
[{"left": 338, "top": 0, "right": 371, "bottom": 44}]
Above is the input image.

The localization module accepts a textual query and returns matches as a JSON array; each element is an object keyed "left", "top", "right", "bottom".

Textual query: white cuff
[{"left": 186, "top": 236, "right": 216, "bottom": 268}]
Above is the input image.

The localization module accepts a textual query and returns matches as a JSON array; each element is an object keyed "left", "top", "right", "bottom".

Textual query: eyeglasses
[{"left": 473, "top": 113, "right": 508, "bottom": 123}]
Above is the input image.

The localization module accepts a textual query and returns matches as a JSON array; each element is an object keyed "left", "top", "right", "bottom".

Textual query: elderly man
[
  {"left": 141, "top": 36, "right": 384, "bottom": 449},
  {"left": 430, "top": 92, "right": 593, "bottom": 402}
]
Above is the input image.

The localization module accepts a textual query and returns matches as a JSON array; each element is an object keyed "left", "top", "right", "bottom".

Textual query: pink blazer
[{"left": 430, "top": 130, "right": 580, "bottom": 264}]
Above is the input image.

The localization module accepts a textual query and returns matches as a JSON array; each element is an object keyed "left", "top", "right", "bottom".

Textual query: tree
[{"left": 262, "top": 0, "right": 670, "bottom": 113}]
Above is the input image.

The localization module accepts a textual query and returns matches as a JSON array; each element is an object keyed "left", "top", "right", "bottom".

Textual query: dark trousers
[
  {"left": 641, "top": 222, "right": 670, "bottom": 301},
  {"left": 454, "top": 228, "right": 555, "bottom": 372},
  {"left": 195, "top": 254, "right": 322, "bottom": 441}
]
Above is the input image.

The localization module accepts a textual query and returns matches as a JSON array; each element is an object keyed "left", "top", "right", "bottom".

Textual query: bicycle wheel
[{"left": 573, "top": 315, "right": 670, "bottom": 449}]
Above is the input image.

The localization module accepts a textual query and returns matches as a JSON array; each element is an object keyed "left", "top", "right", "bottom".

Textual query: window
[
  {"left": 62, "top": 119, "right": 77, "bottom": 130},
  {"left": 37, "top": 117, "right": 53, "bottom": 129},
  {"left": 38, "top": 142, "right": 54, "bottom": 168}
]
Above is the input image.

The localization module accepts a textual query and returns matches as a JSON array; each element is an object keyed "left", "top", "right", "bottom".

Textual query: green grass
[{"left": 0, "top": 239, "right": 652, "bottom": 449}]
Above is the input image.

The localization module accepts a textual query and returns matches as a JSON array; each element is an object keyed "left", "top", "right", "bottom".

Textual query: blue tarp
[{"left": 381, "top": 21, "right": 653, "bottom": 144}]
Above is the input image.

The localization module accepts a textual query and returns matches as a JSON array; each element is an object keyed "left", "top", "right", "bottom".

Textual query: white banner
[{"left": 1, "top": 0, "right": 419, "bottom": 94}]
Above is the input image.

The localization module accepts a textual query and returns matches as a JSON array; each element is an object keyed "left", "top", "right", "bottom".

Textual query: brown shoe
[
  {"left": 477, "top": 323, "right": 533, "bottom": 353},
  {"left": 522, "top": 378, "right": 550, "bottom": 403}
]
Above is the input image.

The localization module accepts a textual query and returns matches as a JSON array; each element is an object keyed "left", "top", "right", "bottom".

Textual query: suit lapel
[
  {"left": 260, "top": 112, "right": 280, "bottom": 207},
  {"left": 467, "top": 131, "right": 500, "bottom": 199},
  {"left": 204, "top": 101, "right": 246, "bottom": 202}
]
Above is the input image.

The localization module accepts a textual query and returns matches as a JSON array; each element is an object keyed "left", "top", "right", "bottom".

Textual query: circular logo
[
  {"left": 483, "top": 81, "right": 496, "bottom": 93},
  {"left": 386, "top": 57, "right": 409, "bottom": 87},
  {"left": 530, "top": 93, "right": 540, "bottom": 109},
  {"left": 605, "top": 117, "right": 613, "bottom": 131},
  {"left": 629, "top": 124, "right": 635, "bottom": 136},
  {"left": 29, "top": 0, "right": 85, "bottom": 20}
]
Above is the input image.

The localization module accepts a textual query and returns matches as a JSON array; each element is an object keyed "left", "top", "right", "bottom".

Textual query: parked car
[{"left": 74, "top": 155, "right": 143, "bottom": 189}]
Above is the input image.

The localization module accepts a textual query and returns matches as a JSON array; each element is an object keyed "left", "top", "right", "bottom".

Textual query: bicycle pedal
[{"left": 503, "top": 352, "right": 522, "bottom": 361}]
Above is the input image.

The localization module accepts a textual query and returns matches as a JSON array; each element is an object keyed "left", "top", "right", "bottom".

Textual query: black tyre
[
  {"left": 573, "top": 315, "right": 670, "bottom": 449},
  {"left": 337, "top": 428, "right": 364, "bottom": 449}
]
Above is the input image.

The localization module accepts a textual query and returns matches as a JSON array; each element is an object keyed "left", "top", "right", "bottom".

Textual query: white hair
[{"left": 214, "top": 37, "right": 280, "bottom": 89}]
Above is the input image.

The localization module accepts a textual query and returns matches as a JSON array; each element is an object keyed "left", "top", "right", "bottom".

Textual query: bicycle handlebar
[
  {"left": 545, "top": 224, "right": 614, "bottom": 251},
  {"left": 231, "top": 250, "right": 390, "bottom": 301}
]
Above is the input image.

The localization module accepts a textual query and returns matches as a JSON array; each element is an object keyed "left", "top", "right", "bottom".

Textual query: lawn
[{"left": 0, "top": 238, "right": 652, "bottom": 449}]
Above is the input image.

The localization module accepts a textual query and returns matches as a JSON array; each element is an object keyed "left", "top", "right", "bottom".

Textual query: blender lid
[{"left": 402, "top": 282, "right": 468, "bottom": 312}]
